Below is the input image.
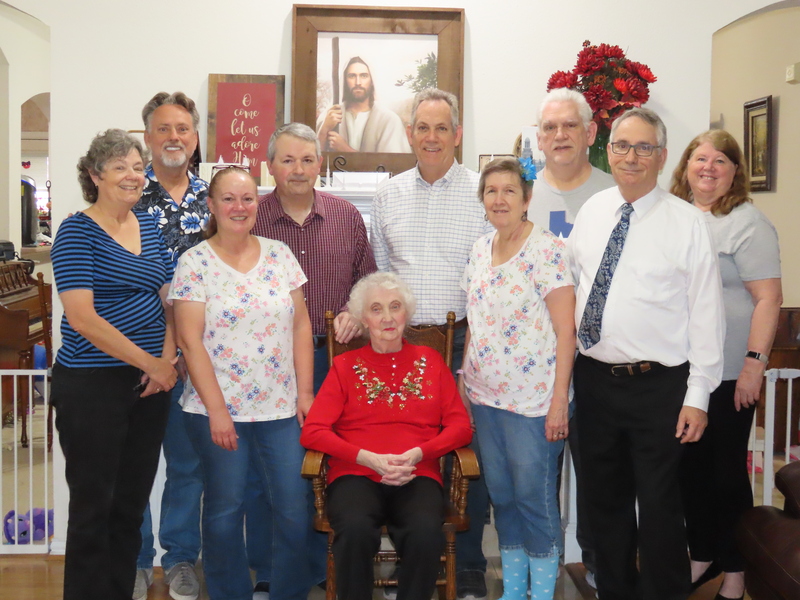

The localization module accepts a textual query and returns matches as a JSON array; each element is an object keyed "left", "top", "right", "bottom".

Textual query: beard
[
  {"left": 343, "top": 84, "right": 374, "bottom": 106},
  {"left": 157, "top": 148, "right": 189, "bottom": 169}
]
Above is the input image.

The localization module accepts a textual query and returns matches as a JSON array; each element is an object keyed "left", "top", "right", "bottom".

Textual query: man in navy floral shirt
[{"left": 132, "top": 92, "right": 209, "bottom": 600}]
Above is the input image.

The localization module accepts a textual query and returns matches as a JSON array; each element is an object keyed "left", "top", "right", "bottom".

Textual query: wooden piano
[{"left": 0, "top": 261, "right": 52, "bottom": 448}]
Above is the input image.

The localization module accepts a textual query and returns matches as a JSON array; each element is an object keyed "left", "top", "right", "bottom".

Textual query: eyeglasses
[{"left": 609, "top": 142, "right": 662, "bottom": 157}]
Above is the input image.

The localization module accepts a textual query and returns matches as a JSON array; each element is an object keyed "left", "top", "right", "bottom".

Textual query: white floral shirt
[
  {"left": 169, "top": 237, "right": 307, "bottom": 421},
  {"left": 461, "top": 225, "right": 573, "bottom": 417}
]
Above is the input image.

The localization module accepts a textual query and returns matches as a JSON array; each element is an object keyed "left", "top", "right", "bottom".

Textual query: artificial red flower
[
  {"left": 627, "top": 60, "right": 657, "bottom": 83},
  {"left": 613, "top": 78, "right": 629, "bottom": 94},
  {"left": 625, "top": 77, "right": 650, "bottom": 103},
  {"left": 584, "top": 85, "right": 616, "bottom": 113},
  {"left": 595, "top": 43, "right": 625, "bottom": 59},
  {"left": 574, "top": 47, "right": 604, "bottom": 76},
  {"left": 546, "top": 70, "right": 579, "bottom": 92}
]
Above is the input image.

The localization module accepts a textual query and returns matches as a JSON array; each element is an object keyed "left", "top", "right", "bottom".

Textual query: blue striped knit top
[{"left": 51, "top": 211, "right": 174, "bottom": 368}]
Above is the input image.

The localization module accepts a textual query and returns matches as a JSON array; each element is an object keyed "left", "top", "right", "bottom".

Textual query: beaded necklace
[{"left": 352, "top": 355, "right": 428, "bottom": 410}]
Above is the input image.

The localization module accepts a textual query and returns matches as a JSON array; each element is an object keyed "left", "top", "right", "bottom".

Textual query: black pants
[
  {"left": 679, "top": 379, "right": 754, "bottom": 572},
  {"left": 566, "top": 410, "right": 597, "bottom": 573},
  {"left": 53, "top": 364, "right": 170, "bottom": 600},
  {"left": 573, "top": 354, "right": 692, "bottom": 600},
  {"left": 327, "top": 475, "right": 445, "bottom": 600}
]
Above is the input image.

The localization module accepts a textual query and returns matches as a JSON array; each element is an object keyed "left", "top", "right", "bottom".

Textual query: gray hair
[
  {"left": 538, "top": 88, "right": 593, "bottom": 129},
  {"left": 410, "top": 88, "right": 460, "bottom": 130},
  {"left": 142, "top": 92, "right": 200, "bottom": 132},
  {"left": 610, "top": 107, "right": 667, "bottom": 149},
  {"left": 348, "top": 272, "right": 417, "bottom": 324},
  {"left": 267, "top": 122, "right": 321, "bottom": 162},
  {"left": 77, "top": 129, "right": 148, "bottom": 204}
]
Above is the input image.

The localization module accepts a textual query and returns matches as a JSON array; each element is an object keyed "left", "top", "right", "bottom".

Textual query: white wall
[
  {"left": 9, "top": 0, "right": 777, "bottom": 225},
  {"left": 4, "top": 0, "right": 781, "bottom": 554},
  {"left": 0, "top": 4, "right": 49, "bottom": 247},
  {"left": 711, "top": 5, "right": 800, "bottom": 305}
]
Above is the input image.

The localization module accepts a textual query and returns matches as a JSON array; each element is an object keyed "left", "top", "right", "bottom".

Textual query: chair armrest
[
  {"left": 301, "top": 449, "right": 326, "bottom": 479},
  {"left": 452, "top": 447, "right": 480, "bottom": 479},
  {"left": 776, "top": 461, "right": 800, "bottom": 518}
]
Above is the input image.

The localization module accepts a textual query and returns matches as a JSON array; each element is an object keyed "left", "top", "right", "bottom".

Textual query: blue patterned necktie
[{"left": 578, "top": 202, "right": 635, "bottom": 350}]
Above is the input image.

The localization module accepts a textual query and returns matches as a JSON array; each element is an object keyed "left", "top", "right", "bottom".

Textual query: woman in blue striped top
[{"left": 51, "top": 129, "right": 178, "bottom": 600}]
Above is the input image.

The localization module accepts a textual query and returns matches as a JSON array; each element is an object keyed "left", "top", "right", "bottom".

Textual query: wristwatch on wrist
[{"left": 745, "top": 350, "right": 769, "bottom": 364}]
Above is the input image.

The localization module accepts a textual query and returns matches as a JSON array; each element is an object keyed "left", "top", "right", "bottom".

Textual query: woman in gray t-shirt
[{"left": 671, "top": 129, "right": 782, "bottom": 600}]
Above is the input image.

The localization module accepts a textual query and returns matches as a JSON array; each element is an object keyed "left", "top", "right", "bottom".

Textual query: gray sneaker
[
  {"left": 164, "top": 562, "right": 200, "bottom": 600},
  {"left": 133, "top": 568, "right": 153, "bottom": 600}
]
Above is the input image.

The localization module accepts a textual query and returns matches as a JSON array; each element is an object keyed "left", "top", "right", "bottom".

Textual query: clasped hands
[{"left": 357, "top": 447, "right": 424, "bottom": 486}]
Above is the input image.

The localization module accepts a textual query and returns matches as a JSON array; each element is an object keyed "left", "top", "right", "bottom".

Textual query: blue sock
[
  {"left": 528, "top": 556, "right": 559, "bottom": 600},
  {"left": 499, "top": 548, "right": 529, "bottom": 600}
]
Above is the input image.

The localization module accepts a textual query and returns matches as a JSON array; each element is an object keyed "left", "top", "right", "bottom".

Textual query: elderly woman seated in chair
[{"left": 300, "top": 272, "right": 473, "bottom": 600}]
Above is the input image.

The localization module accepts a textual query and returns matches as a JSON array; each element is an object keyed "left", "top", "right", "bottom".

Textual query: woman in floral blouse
[
  {"left": 169, "top": 167, "right": 315, "bottom": 600},
  {"left": 460, "top": 158, "right": 576, "bottom": 600},
  {"left": 301, "top": 272, "right": 472, "bottom": 600}
]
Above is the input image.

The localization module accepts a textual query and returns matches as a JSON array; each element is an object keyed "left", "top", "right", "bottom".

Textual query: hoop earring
[
  {"left": 521, "top": 212, "right": 528, "bottom": 222},
  {"left": 484, "top": 213, "right": 489, "bottom": 222}
]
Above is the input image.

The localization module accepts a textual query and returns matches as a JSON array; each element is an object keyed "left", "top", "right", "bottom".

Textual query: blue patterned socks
[
  {"left": 528, "top": 555, "right": 559, "bottom": 600},
  {"left": 499, "top": 548, "right": 529, "bottom": 600}
]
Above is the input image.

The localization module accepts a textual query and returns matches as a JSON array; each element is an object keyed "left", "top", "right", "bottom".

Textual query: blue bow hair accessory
[{"left": 518, "top": 157, "right": 537, "bottom": 182}]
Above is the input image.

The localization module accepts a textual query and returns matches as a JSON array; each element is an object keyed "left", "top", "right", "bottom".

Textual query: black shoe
[
  {"left": 457, "top": 570, "right": 487, "bottom": 600},
  {"left": 691, "top": 562, "right": 722, "bottom": 591}
]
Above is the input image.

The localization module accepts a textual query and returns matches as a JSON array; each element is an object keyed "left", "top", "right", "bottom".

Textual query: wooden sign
[{"left": 207, "top": 74, "right": 285, "bottom": 184}]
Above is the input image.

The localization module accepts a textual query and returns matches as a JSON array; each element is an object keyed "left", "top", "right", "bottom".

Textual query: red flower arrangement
[
  {"left": 546, "top": 41, "right": 656, "bottom": 171},
  {"left": 547, "top": 40, "right": 657, "bottom": 133}
]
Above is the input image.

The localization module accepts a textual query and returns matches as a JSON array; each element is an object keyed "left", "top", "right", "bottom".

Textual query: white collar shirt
[
  {"left": 371, "top": 161, "right": 493, "bottom": 325},
  {"left": 567, "top": 185, "right": 725, "bottom": 411}
]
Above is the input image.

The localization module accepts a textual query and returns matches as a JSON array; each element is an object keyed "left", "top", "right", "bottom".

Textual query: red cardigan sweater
[{"left": 300, "top": 342, "right": 472, "bottom": 485}]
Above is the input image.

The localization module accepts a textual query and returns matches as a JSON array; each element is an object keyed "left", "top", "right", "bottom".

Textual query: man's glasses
[{"left": 609, "top": 142, "right": 661, "bottom": 157}]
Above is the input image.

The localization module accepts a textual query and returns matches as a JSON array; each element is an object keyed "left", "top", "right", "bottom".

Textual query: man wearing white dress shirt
[
  {"left": 567, "top": 108, "right": 724, "bottom": 600},
  {"left": 371, "top": 88, "right": 492, "bottom": 600}
]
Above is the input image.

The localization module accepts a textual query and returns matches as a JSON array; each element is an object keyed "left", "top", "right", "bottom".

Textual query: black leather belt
[{"left": 583, "top": 354, "right": 668, "bottom": 377}]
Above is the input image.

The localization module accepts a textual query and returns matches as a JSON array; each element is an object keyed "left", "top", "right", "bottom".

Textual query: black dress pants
[
  {"left": 327, "top": 475, "right": 445, "bottom": 600},
  {"left": 679, "top": 379, "right": 755, "bottom": 572},
  {"left": 573, "top": 354, "right": 692, "bottom": 600},
  {"left": 53, "top": 364, "right": 170, "bottom": 600}
]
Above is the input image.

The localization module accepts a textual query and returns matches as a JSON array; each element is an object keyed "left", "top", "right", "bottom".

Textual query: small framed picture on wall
[{"left": 743, "top": 95, "right": 773, "bottom": 192}]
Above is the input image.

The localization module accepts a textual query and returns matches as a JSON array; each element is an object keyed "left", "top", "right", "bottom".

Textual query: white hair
[{"left": 348, "top": 272, "right": 417, "bottom": 323}]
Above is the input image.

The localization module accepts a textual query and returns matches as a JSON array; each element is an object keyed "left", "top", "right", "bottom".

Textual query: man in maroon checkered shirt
[{"left": 253, "top": 122, "right": 377, "bottom": 392}]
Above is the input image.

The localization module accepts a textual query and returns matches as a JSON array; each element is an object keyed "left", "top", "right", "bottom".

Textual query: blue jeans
[
  {"left": 137, "top": 379, "right": 203, "bottom": 570},
  {"left": 185, "top": 412, "right": 313, "bottom": 600},
  {"left": 244, "top": 344, "right": 329, "bottom": 585},
  {"left": 451, "top": 328, "right": 489, "bottom": 573},
  {"left": 472, "top": 403, "right": 564, "bottom": 558}
]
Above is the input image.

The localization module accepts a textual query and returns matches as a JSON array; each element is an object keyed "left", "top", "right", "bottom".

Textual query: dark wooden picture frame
[
  {"left": 207, "top": 74, "right": 285, "bottom": 185},
  {"left": 292, "top": 4, "right": 465, "bottom": 174},
  {"left": 743, "top": 95, "right": 773, "bottom": 192}
]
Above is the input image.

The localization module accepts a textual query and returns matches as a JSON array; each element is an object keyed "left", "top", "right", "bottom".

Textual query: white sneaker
[
  {"left": 253, "top": 581, "right": 270, "bottom": 600},
  {"left": 164, "top": 562, "right": 200, "bottom": 600},
  {"left": 585, "top": 570, "right": 597, "bottom": 589},
  {"left": 133, "top": 568, "right": 153, "bottom": 600}
]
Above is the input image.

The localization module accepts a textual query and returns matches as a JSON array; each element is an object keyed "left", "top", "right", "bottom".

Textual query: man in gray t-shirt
[
  {"left": 527, "top": 88, "right": 614, "bottom": 236},
  {"left": 527, "top": 88, "right": 613, "bottom": 587}
]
